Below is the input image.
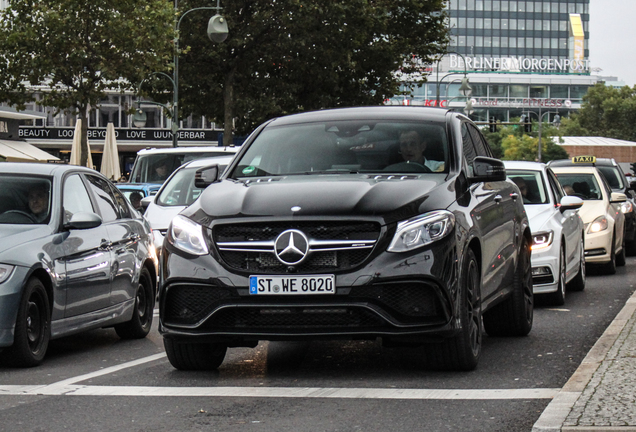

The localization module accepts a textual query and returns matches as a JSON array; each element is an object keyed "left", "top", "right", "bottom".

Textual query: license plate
[{"left": 249, "top": 275, "right": 335, "bottom": 295}]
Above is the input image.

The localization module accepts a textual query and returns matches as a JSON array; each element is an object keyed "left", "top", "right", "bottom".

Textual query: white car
[
  {"left": 143, "top": 156, "right": 236, "bottom": 255},
  {"left": 552, "top": 165, "right": 627, "bottom": 275},
  {"left": 505, "top": 161, "right": 585, "bottom": 305}
]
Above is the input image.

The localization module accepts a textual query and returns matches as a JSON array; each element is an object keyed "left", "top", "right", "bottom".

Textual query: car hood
[
  {"left": 0, "top": 225, "right": 52, "bottom": 257},
  {"left": 524, "top": 204, "right": 555, "bottom": 232},
  {"left": 578, "top": 200, "right": 609, "bottom": 224},
  {"left": 145, "top": 203, "right": 186, "bottom": 231},
  {"left": 188, "top": 175, "right": 452, "bottom": 226}
]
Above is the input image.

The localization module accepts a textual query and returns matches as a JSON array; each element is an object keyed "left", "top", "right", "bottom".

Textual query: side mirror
[
  {"left": 630, "top": 179, "right": 636, "bottom": 191},
  {"left": 559, "top": 195, "right": 584, "bottom": 212},
  {"left": 611, "top": 192, "right": 628, "bottom": 203},
  {"left": 65, "top": 212, "right": 102, "bottom": 230},
  {"left": 469, "top": 156, "right": 507, "bottom": 182},
  {"left": 194, "top": 164, "right": 220, "bottom": 188},
  {"left": 140, "top": 196, "right": 153, "bottom": 211}
]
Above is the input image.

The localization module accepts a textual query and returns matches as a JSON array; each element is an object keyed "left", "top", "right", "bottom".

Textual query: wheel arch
[{"left": 26, "top": 267, "right": 54, "bottom": 315}]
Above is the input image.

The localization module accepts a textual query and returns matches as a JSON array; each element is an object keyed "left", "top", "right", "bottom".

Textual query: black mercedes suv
[{"left": 159, "top": 106, "right": 533, "bottom": 371}]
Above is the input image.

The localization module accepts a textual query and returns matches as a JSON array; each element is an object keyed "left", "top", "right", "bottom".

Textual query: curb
[{"left": 532, "top": 291, "right": 636, "bottom": 431}]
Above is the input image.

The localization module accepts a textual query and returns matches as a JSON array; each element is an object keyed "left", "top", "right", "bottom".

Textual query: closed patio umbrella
[
  {"left": 100, "top": 123, "right": 121, "bottom": 181},
  {"left": 69, "top": 119, "right": 93, "bottom": 168}
]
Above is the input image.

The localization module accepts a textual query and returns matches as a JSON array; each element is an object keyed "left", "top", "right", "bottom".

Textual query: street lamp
[
  {"left": 435, "top": 52, "right": 472, "bottom": 106},
  {"left": 520, "top": 108, "right": 561, "bottom": 162},
  {"left": 134, "top": 0, "right": 227, "bottom": 147}
]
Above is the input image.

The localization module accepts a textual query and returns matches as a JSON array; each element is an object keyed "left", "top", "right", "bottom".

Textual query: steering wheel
[
  {"left": 384, "top": 161, "right": 432, "bottom": 173},
  {"left": 0, "top": 210, "right": 38, "bottom": 224}
]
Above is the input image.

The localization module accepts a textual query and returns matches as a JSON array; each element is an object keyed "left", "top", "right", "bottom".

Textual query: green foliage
[
  {"left": 0, "top": 0, "right": 174, "bottom": 165},
  {"left": 172, "top": 0, "right": 449, "bottom": 144},
  {"left": 570, "top": 83, "right": 636, "bottom": 141},
  {"left": 482, "top": 118, "right": 569, "bottom": 162}
]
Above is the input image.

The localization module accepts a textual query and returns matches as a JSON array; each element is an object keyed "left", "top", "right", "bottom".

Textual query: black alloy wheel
[{"left": 115, "top": 267, "right": 154, "bottom": 339}]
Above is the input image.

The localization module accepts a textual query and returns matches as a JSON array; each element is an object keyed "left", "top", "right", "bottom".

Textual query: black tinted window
[{"left": 84, "top": 175, "right": 119, "bottom": 222}]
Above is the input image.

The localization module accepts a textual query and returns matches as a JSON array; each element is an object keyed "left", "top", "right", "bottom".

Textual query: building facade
[{"left": 390, "top": 0, "right": 597, "bottom": 126}]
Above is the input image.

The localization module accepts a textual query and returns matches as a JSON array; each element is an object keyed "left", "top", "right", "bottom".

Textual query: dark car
[
  {"left": 548, "top": 156, "right": 636, "bottom": 255},
  {"left": 159, "top": 106, "right": 533, "bottom": 372},
  {"left": 0, "top": 163, "right": 158, "bottom": 367}
]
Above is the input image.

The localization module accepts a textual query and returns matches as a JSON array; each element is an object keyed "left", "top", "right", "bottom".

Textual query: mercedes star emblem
[{"left": 274, "top": 229, "right": 309, "bottom": 265}]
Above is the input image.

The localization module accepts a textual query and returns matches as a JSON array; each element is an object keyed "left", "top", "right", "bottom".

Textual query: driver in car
[
  {"left": 398, "top": 130, "right": 445, "bottom": 172},
  {"left": 26, "top": 184, "right": 50, "bottom": 223}
]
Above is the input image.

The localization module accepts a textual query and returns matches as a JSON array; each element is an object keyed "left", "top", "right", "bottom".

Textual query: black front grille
[
  {"left": 349, "top": 282, "right": 444, "bottom": 321},
  {"left": 214, "top": 221, "right": 381, "bottom": 273},
  {"left": 163, "top": 285, "right": 238, "bottom": 325},
  {"left": 205, "top": 307, "right": 387, "bottom": 330}
]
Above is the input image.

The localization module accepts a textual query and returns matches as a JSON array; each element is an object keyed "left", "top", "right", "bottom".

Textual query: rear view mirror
[
  {"left": 140, "top": 196, "right": 153, "bottom": 212},
  {"left": 469, "top": 157, "right": 507, "bottom": 182},
  {"left": 65, "top": 212, "right": 102, "bottom": 230},
  {"left": 195, "top": 165, "right": 220, "bottom": 188}
]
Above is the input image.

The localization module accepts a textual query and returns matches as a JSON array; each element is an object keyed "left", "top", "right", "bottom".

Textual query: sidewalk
[{"left": 533, "top": 289, "right": 636, "bottom": 431}]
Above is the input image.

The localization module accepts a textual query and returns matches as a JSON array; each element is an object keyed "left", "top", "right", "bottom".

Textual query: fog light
[{"left": 532, "top": 266, "right": 551, "bottom": 276}]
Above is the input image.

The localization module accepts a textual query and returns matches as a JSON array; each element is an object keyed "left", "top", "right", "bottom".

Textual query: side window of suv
[
  {"left": 84, "top": 174, "right": 119, "bottom": 222},
  {"left": 461, "top": 123, "right": 478, "bottom": 166},
  {"left": 467, "top": 124, "right": 491, "bottom": 157}
]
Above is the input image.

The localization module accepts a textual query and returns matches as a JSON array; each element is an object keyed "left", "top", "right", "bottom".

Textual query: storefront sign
[
  {"left": 469, "top": 98, "right": 573, "bottom": 108},
  {"left": 19, "top": 126, "right": 219, "bottom": 141},
  {"left": 450, "top": 54, "right": 590, "bottom": 73}
]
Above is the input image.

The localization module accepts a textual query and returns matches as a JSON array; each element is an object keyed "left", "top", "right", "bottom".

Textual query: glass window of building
[
  {"left": 509, "top": 18, "right": 517, "bottom": 30},
  {"left": 501, "top": 37, "right": 508, "bottom": 48},
  {"left": 530, "top": 85, "right": 548, "bottom": 98},
  {"left": 493, "top": 37, "right": 500, "bottom": 47},
  {"left": 501, "top": 1, "right": 508, "bottom": 11},
  {"left": 467, "top": 17, "right": 475, "bottom": 28},
  {"left": 476, "top": 36, "right": 483, "bottom": 47},
  {"left": 526, "top": 2, "right": 533, "bottom": 12},
  {"left": 518, "top": 19, "right": 525, "bottom": 30},
  {"left": 516, "top": 1, "right": 524, "bottom": 12},
  {"left": 576, "top": 4, "right": 584, "bottom": 13},
  {"left": 526, "top": 19, "right": 533, "bottom": 31},
  {"left": 543, "top": 20, "right": 550, "bottom": 31},
  {"left": 493, "top": 18, "right": 500, "bottom": 29},
  {"left": 501, "top": 18, "right": 508, "bottom": 30},
  {"left": 492, "top": 0, "right": 500, "bottom": 11},
  {"left": 484, "top": 0, "right": 491, "bottom": 10},
  {"left": 509, "top": 37, "right": 517, "bottom": 48},
  {"left": 509, "top": 1, "right": 516, "bottom": 11},
  {"left": 459, "top": 0, "right": 466, "bottom": 8},
  {"left": 510, "top": 85, "right": 528, "bottom": 98},
  {"left": 466, "top": 0, "right": 475, "bottom": 9},
  {"left": 568, "top": 3, "right": 575, "bottom": 13},
  {"left": 476, "top": 0, "right": 483, "bottom": 10},
  {"left": 550, "top": 85, "right": 568, "bottom": 98},
  {"left": 484, "top": 18, "right": 491, "bottom": 28},
  {"left": 560, "top": 38, "right": 567, "bottom": 49},
  {"left": 471, "top": 84, "right": 488, "bottom": 97},
  {"left": 517, "top": 37, "right": 524, "bottom": 48},
  {"left": 476, "top": 17, "right": 483, "bottom": 28},
  {"left": 534, "top": 37, "right": 542, "bottom": 49},
  {"left": 458, "top": 35, "right": 466, "bottom": 46},
  {"left": 542, "top": 2, "right": 550, "bottom": 13},
  {"left": 570, "top": 86, "right": 589, "bottom": 99},
  {"left": 559, "top": 20, "right": 567, "bottom": 31},
  {"left": 490, "top": 84, "right": 508, "bottom": 98},
  {"left": 551, "top": 38, "right": 558, "bottom": 49},
  {"left": 459, "top": 17, "right": 466, "bottom": 28},
  {"left": 559, "top": 2, "right": 567, "bottom": 13}
]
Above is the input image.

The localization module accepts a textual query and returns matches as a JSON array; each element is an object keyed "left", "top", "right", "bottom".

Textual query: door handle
[
  {"left": 99, "top": 239, "right": 112, "bottom": 250},
  {"left": 494, "top": 195, "right": 503, "bottom": 203},
  {"left": 510, "top": 192, "right": 519, "bottom": 200}
]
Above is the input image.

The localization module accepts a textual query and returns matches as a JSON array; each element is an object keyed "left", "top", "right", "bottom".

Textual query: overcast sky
[{"left": 589, "top": 1, "right": 636, "bottom": 86}]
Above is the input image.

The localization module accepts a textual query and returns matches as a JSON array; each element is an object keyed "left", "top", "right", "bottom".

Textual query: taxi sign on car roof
[{"left": 572, "top": 156, "right": 596, "bottom": 164}]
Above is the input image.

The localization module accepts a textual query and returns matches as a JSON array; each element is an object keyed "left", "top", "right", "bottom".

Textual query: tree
[
  {"left": 570, "top": 83, "right": 636, "bottom": 141},
  {"left": 0, "top": 0, "right": 174, "bottom": 166},
  {"left": 171, "top": 0, "right": 448, "bottom": 145}
]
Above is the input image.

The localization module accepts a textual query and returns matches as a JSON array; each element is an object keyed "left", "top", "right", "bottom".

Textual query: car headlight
[
  {"left": 166, "top": 215, "right": 209, "bottom": 255},
  {"left": 531, "top": 231, "right": 554, "bottom": 250},
  {"left": 588, "top": 216, "right": 609, "bottom": 234},
  {"left": 621, "top": 201, "right": 633, "bottom": 214},
  {"left": 0, "top": 264, "right": 15, "bottom": 284},
  {"left": 388, "top": 210, "right": 455, "bottom": 253}
]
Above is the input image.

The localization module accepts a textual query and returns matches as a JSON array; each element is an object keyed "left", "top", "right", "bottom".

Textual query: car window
[
  {"left": 507, "top": 169, "right": 548, "bottom": 204},
  {"left": 62, "top": 174, "right": 94, "bottom": 224},
  {"left": 467, "top": 123, "right": 491, "bottom": 157},
  {"left": 229, "top": 121, "right": 449, "bottom": 176},
  {"left": 0, "top": 175, "right": 52, "bottom": 225},
  {"left": 555, "top": 173, "right": 603, "bottom": 200},
  {"left": 461, "top": 123, "right": 478, "bottom": 167},
  {"left": 546, "top": 169, "right": 565, "bottom": 204},
  {"left": 129, "top": 151, "right": 234, "bottom": 184},
  {"left": 597, "top": 166, "right": 624, "bottom": 190},
  {"left": 111, "top": 185, "right": 132, "bottom": 219},
  {"left": 84, "top": 174, "right": 119, "bottom": 222},
  {"left": 156, "top": 165, "right": 228, "bottom": 207}
]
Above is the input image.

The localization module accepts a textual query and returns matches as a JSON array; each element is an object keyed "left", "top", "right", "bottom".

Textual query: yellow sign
[{"left": 572, "top": 156, "right": 596, "bottom": 163}]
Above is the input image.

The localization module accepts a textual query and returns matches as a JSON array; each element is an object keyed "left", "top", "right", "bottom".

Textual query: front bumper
[
  {"left": 583, "top": 228, "right": 614, "bottom": 264},
  {"left": 159, "top": 238, "right": 460, "bottom": 344},
  {"left": 0, "top": 266, "right": 30, "bottom": 347},
  {"left": 530, "top": 246, "right": 559, "bottom": 294}
]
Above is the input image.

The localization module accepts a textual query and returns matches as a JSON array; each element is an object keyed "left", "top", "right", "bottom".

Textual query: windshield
[
  {"left": 507, "top": 169, "right": 548, "bottom": 204},
  {"left": 228, "top": 121, "right": 449, "bottom": 177},
  {"left": 555, "top": 173, "right": 603, "bottom": 200},
  {"left": 0, "top": 175, "right": 52, "bottom": 224},
  {"left": 129, "top": 151, "right": 233, "bottom": 184},
  {"left": 157, "top": 164, "right": 228, "bottom": 207}
]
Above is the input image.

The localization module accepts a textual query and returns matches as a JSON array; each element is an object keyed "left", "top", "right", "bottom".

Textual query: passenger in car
[{"left": 398, "top": 130, "right": 445, "bottom": 172}]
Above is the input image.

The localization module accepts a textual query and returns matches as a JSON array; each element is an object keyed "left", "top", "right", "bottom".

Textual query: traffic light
[
  {"left": 524, "top": 115, "right": 532, "bottom": 133},
  {"left": 489, "top": 116, "right": 497, "bottom": 132},
  {"left": 631, "top": 162, "right": 636, "bottom": 176}
]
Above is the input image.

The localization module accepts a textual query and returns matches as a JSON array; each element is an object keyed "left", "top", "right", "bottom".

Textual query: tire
[
  {"left": 115, "top": 267, "right": 154, "bottom": 339},
  {"left": 424, "top": 248, "right": 482, "bottom": 371},
  {"left": 602, "top": 233, "right": 617, "bottom": 275},
  {"left": 164, "top": 338, "right": 227, "bottom": 371},
  {"left": 547, "top": 245, "right": 566, "bottom": 306},
  {"left": 4, "top": 278, "right": 51, "bottom": 367},
  {"left": 567, "top": 236, "right": 586, "bottom": 292},
  {"left": 616, "top": 231, "right": 626, "bottom": 267},
  {"left": 483, "top": 236, "right": 533, "bottom": 337}
]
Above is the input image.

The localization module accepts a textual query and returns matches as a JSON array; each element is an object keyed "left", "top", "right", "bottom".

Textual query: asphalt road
[{"left": 1, "top": 258, "right": 635, "bottom": 432}]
